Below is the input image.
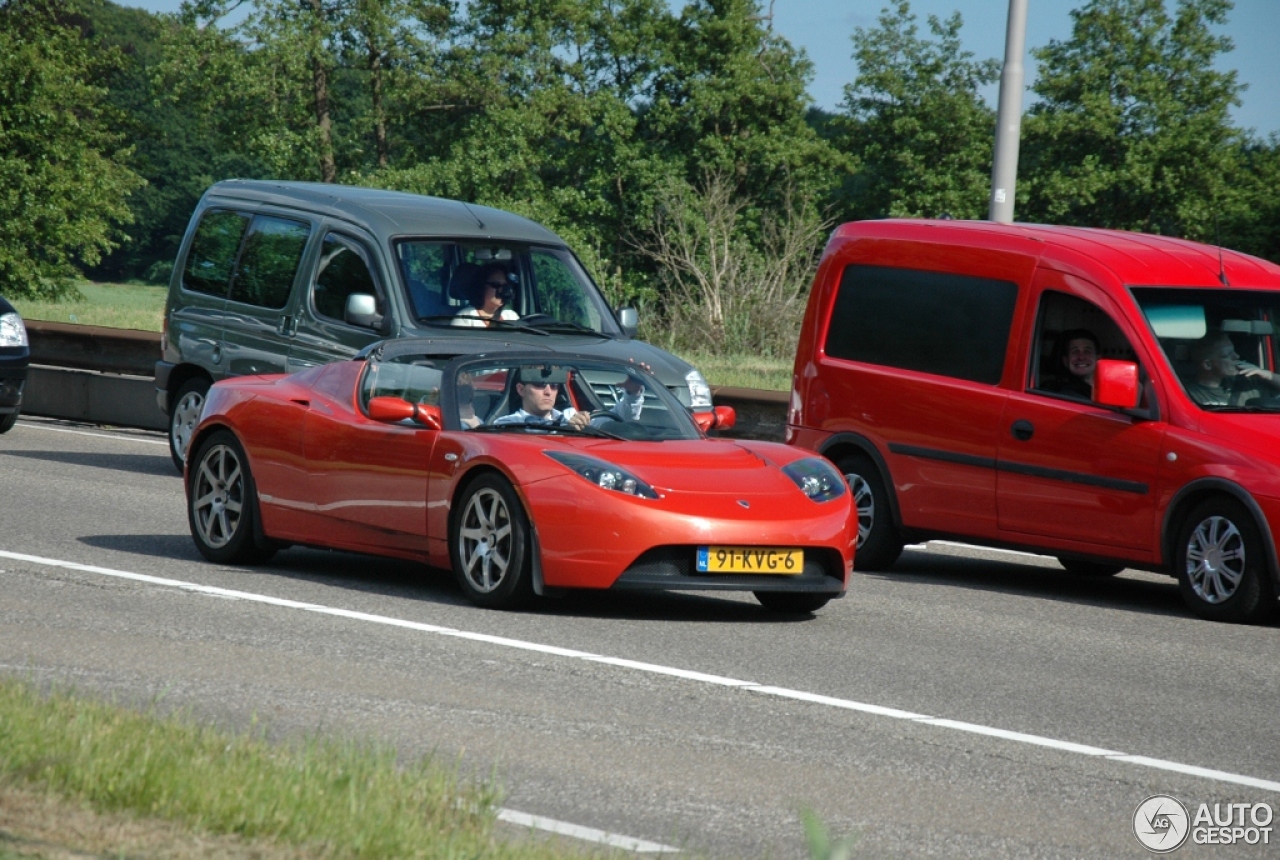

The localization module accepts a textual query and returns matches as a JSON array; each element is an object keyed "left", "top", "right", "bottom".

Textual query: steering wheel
[{"left": 589, "top": 410, "right": 625, "bottom": 422}]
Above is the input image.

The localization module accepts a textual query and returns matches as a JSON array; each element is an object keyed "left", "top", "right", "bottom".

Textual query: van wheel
[
  {"left": 837, "top": 454, "right": 903, "bottom": 571},
  {"left": 1058, "top": 558, "right": 1125, "bottom": 577},
  {"left": 0, "top": 411, "right": 16, "bottom": 434},
  {"left": 170, "top": 377, "right": 211, "bottom": 473},
  {"left": 1175, "top": 498, "right": 1276, "bottom": 624},
  {"left": 450, "top": 473, "right": 534, "bottom": 609}
]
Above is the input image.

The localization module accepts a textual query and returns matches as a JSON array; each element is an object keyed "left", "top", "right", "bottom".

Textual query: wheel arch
[
  {"left": 448, "top": 463, "right": 546, "bottom": 596},
  {"left": 1162, "top": 478, "right": 1280, "bottom": 591},
  {"left": 166, "top": 363, "right": 215, "bottom": 411},
  {"left": 817, "top": 432, "right": 903, "bottom": 530}
]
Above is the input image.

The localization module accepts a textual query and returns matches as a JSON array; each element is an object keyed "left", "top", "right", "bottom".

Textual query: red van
[{"left": 788, "top": 219, "right": 1280, "bottom": 623}]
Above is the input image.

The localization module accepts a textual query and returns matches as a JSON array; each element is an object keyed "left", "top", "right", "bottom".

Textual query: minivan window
[
  {"left": 825, "top": 265, "right": 1017, "bottom": 384},
  {"left": 1030, "top": 290, "right": 1136, "bottom": 400},
  {"left": 228, "top": 215, "right": 310, "bottom": 310},
  {"left": 1135, "top": 287, "right": 1280, "bottom": 411},
  {"left": 183, "top": 210, "right": 250, "bottom": 296},
  {"left": 313, "top": 233, "right": 380, "bottom": 322}
]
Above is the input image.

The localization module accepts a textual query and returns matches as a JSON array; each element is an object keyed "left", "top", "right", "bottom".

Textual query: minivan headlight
[
  {"left": 686, "top": 368, "right": 712, "bottom": 409},
  {"left": 0, "top": 312, "right": 27, "bottom": 348},
  {"left": 782, "top": 458, "right": 846, "bottom": 502},
  {"left": 545, "top": 451, "right": 658, "bottom": 499}
]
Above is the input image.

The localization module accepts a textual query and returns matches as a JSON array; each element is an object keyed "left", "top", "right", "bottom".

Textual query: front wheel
[
  {"left": 450, "top": 473, "right": 534, "bottom": 609},
  {"left": 170, "top": 377, "right": 211, "bottom": 473},
  {"left": 754, "top": 592, "right": 831, "bottom": 614},
  {"left": 1175, "top": 498, "right": 1276, "bottom": 624},
  {"left": 836, "top": 454, "right": 903, "bottom": 571},
  {"left": 187, "top": 430, "right": 276, "bottom": 565}
]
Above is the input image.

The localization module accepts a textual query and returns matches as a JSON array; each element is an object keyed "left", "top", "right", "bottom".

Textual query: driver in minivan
[
  {"left": 1183, "top": 330, "right": 1280, "bottom": 406},
  {"left": 452, "top": 263, "right": 520, "bottom": 328}
]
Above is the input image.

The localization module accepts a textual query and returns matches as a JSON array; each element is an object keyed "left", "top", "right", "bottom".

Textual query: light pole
[{"left": 988, "top": 0, "right": 1029, "bottom": 223}]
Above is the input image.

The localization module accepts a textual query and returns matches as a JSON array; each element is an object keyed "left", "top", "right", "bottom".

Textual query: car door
[
  {"left": 289, "top": 229, "right": 388, "bottom": 372},
  {"left": 996, "top": 278, "right": 1166, "bottom": 553}
]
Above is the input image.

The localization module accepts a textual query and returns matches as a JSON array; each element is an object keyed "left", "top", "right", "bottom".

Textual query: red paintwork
[
  {"left": 192, "top": 360, "right": 854, "bottom": 591},
  {"left": 789, "top": 219, "right": 1280, "bottom": 574}
]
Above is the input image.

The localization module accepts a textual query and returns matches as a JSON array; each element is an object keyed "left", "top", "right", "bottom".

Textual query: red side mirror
[
  {"left": 368, "top": 396, "right": 443, "bottom": 429},
  {"left": 416, "top": 403, "right": 443, "bottom": 430},
  {"left": 1095, "top": 359, "right": 1140, "bottom": 409},
  {"left": 693, "top": 405, "right": 737, "bottom": 433}
]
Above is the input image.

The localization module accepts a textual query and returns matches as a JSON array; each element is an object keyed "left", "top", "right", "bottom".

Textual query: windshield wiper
[{"left": 529, "top": 320, "right": 610, "bottom": 338}]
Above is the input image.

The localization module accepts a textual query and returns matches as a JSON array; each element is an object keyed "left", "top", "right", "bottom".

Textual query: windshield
[
  {"left": 453, "top": 357, "right": 700, "bottom": 441},
  {"left": 395, "top": 240, "right": 619, "bottom": 336},
  {"left": 1134, "top": 287, "right": 1280, "bottom": 412}
]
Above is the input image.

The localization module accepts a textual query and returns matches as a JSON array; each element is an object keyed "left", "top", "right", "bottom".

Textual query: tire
[
  {"left": 1058, "top": 558, "right": 1125, "bottom": 577},
  {"left": 169, "top": 377, "right": 211, "bottom": 473},
  {"left": 0, "top": 410, "right": 16, "bottom": 434},
  {"left": 754, "top": 591, "right": 832, "bottom": 614},
  {"left": 1175, "top": 498, "right": 1277, "bottom": 624},
  {"left": 450, "top": 473, "right": 534, "bottom": 609},
  {"left": 187, "top": 430, "right": 277, "bottom": 565},
  {"left": 836, "top": 454, "right": 903, "bottom": 571}
]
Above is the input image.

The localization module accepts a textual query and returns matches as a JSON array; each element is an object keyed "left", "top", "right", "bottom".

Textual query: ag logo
[{"left": 1134, "top": 795, "right": 1190, "bottom": 853}]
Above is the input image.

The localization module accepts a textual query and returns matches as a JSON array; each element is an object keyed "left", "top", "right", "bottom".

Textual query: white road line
[
  {"left": 14, "top": 422, "right": 168, "bottom": 446},
  {"left": 497, "top": 808, "right": 680, "bottom": 853},
  {"left": 4, "top": 548, "right": 1280, "bottom": 803}
]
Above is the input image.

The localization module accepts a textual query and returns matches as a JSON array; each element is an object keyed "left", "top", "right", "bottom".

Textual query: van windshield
[
  {"left": 1134, "top": 287, "right": 1280, "bottom": 412},
  {"left": 394, "top": 240, "right": 619, "bottom": 337}
]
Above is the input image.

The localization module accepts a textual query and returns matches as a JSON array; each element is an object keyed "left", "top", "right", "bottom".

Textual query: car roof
[
  {"left": 833, "top": 219, "right": 1280, "bottom": 290},
  {"left": 203, "top": 180, "right": 566, "bottom": 246}
]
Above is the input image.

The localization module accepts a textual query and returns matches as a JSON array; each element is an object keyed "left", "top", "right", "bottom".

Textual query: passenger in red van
[
  {"left": 1184, "top": 331, "right": 1280, "bottom": 406},
  {"left": 1043, "top": 329, "right": 1098, "bottom": 399}
]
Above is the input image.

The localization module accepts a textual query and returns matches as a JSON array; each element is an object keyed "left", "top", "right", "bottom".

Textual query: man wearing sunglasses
[{"left": 493, "top": 365, "right": 592, "bottom": 429}]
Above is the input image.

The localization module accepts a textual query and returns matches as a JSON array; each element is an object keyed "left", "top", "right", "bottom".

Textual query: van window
[
  {"left": 313, "top": 234, "right": 380, "bottom": 323},
  {"left": 183, "top": 210, "right": 250, "bottom": 296},
  {"left": 825, "top": 265, "right": 1017, "bottom": 384},
  {"left": 1031, "top": 291, "right": 1136, "bottom": 400},
  {"left": 530, "top": 248, "right": 603, "bottom": 330},
  {"left": 228, "top": 215, "right": 310, "bottom": 310}
]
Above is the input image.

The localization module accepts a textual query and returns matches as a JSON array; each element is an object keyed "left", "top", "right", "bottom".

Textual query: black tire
[
  {"left": 754, "top": 591, "right": 832, "bottom": 614},
  {"left": 1058, "top": 558, "right": 1125, "bottom": 577},
  {"left": 169, "top": 377, "right": 211, "bottom": 473},
  {"left": 450, "top": 473, "right": 534, "bottom": 609},
  {"left": 0, "top": 410, "right": 16, "bottom": 434},
  {"left": 836, "top": 454, "right": 903, "bottom": 571},
  {"left": 187, "top": 430, "right": 277, "bottom": 565},
  {"left": 1175, "top": 498, "right": 1277, "bottom": 624}
]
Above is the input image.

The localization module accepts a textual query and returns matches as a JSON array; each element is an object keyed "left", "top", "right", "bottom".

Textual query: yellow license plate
[{"left": 697, "top": 546, "right": 804, "bottom": 574}]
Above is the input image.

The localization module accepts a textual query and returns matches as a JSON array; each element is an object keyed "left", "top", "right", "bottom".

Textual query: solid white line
[
  {"left": 14, "top": 422, "right": 168, "bottom": 446},
  {"left": 4, "top": 548, "right": 1280, "bottom": 798},
  {"left": 497, "top": 808, "right": 680, "bottom": 853}
]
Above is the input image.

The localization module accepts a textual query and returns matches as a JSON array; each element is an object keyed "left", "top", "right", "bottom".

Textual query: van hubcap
[
  {"left": 1185, "top": 515, "right": 1245, "bottom": 604},
  {"left": 845, "top": 473, "right": 873, "bottom": 547}
]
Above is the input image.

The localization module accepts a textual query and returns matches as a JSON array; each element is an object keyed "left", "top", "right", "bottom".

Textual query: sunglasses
[
  {"left": 523, "top": 381, "right": 557, "bottom": 390},
  {"left": 486, "top": 280, "right": 508, "bottom": 289}
]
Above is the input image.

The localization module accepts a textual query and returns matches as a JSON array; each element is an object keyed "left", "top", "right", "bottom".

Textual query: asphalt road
[{"left": 2, "top": 416, "right": 1278, "bottom": 859}]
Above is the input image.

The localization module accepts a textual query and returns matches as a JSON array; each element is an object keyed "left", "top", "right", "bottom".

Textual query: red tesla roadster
[{"left": 185, "top": 339, "right": 854, "bottom": 612}]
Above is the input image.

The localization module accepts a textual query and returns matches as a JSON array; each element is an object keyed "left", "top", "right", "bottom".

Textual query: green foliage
[
  {"left": 0, "top": 0, "right": 144, "bottom": 299},
  {"left": 802, "top": 809, "right": 857, "bottom": 860}
]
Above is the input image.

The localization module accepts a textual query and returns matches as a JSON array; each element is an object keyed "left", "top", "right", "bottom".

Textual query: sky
[{"left": 119, "top": 0, "right": 1280, "bottom": 137}]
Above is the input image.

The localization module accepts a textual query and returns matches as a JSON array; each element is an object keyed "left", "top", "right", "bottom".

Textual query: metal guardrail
[{"left": 21, "top": 321, "right": 789, "bottom": 441}]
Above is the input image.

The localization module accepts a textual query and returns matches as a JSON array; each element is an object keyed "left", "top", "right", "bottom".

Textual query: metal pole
[{"left": 988, "top": 0, "right": 1029, "bottom": 223}]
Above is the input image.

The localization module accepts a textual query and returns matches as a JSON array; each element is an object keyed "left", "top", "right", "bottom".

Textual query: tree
[
  {"left": 1020, "top": 0, "right": 1246, "bottom": 238},
  {"left": 833, "top": 0, "right": 999, "bottom": 220},
  {"left": 0, "top": 0, "right": 143, "bottom": 299}
]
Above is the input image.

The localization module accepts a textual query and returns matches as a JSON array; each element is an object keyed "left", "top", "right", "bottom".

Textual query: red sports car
[{"left": 185, "top": 339, "right": 854, "bottom": 612}]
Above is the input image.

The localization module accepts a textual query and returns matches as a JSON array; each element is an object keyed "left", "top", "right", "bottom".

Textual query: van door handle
[{"left": 1011, "top": 419, "right": 1034, "bottom": 441}]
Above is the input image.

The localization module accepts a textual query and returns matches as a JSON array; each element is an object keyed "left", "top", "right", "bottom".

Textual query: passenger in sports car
[{"left": 492, "top": 365, "right": 643, "bottom": 428}]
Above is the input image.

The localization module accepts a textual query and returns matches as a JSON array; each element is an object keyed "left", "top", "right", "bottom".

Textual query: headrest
[
  {"left": 446, "top": 262, "right": 480, "bottom": 301},
  {"left": 516, "top": 365, "right": 568, "bottom": 385}
]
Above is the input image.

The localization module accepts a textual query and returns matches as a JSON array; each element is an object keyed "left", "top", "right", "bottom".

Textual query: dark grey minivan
[{"left": 157, "top": 180, "right": 711, "bottom": 470}]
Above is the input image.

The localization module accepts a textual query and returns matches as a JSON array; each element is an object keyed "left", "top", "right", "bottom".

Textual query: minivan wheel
[
  {"left": 837, "top": 454, "right": 903, "bottom": 571},
  {"left": 1058, "top": 558, "right": 1125, "bottom": 577},
  {"left": 0, "top": 411, "right": 16, "bottom": 434},
  {"left": 1175, "top": 498, "right": 1276, "bottom": 624},
  {"left": 170, "top": 377, "right": 211, "bottom": 473}
]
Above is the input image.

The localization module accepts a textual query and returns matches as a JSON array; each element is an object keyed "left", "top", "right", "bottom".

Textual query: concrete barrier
[{"left": 19, "top": 321, "right": 789, "bottom": 439}]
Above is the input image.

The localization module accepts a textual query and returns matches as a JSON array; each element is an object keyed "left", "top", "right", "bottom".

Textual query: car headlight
[
  {"left": 686, "top": 368, "right": 712, "bottom": 409},
  {"left": 782, "top": 458, "right": 846, "bottom": 502},
  {"left": 0, "top": 312, "right": 27, "bottom": 348},
  {"left": 545, "top": 451, "right": 658, "bottom": 499}
]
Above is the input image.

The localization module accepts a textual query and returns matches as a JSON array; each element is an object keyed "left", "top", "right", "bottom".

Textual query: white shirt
[{"left": 451, "top": 307, "right": 519, "bottom": 328}]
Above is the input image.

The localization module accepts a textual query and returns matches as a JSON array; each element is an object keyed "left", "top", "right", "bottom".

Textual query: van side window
[
  {"left": 1031, "top": 291, "right": 1137, "bottom": 401},
  {"left": 183, "top": 210, "right": 250, "bottom": 296},
  {"left": 228, "top": 216, "right": 310, "bottom": 310},
  {"left": 313, "top": 234, "right": 380, "bottom": 323},
  {"left": 825, "top": 265, "right": 1017, "bottom": 385}
]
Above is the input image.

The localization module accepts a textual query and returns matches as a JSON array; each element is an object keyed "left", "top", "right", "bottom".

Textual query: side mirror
[
  {"left": 1095, "top": 359, "right": 1140, "bottom": 409},
  {"left": 617, "top": 307, "right": 638, "bottom": 338},
  {"left": 367, "top": 397, "right": 443, "bottom": 430},
  {"left": 345, "top": 293, "right": 385, "bottom": 331},
  {"left": 693, "top": 405, "right": 736, "bottom": 433}
]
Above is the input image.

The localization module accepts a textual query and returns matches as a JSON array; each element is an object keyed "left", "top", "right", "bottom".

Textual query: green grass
[
  {"left": 0, "top": 678, "right": 609, "bottom": 860},
  {"left": 9, "top": 281, "right": 167, "bottom": 331},
  {"left": 685, "top": 351, "right": 792, "bottom": 392}
]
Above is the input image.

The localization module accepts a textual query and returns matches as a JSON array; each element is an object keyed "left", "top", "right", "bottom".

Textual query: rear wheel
[
  {"left": 450, "top": 473, "right": 534, "bottom": 609},
  {"left": 1175, "top": 498, "right": 1276, "bottom": 624},
  {"left": 187, "top": 430, "right": 276, "bottom": 565},
  {"left": 754, "top": 592, "right": 832, "bottom": 614},
  {"left": 1058, "top": 558, "right": 1125, "bottom": 577},
  {"left": 837, "top": 454, "right": 903, "bottom": 571},
  {"left": 170, "top": 377, "right": 211, "bottom": 473}
]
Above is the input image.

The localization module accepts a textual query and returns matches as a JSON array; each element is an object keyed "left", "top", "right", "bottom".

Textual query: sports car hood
[{"left": 559, "top": 438, "right": 807, "bottom": 495}]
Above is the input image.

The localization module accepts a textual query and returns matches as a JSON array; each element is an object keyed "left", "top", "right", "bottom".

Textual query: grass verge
[{"left": 0, "top": 678, "right": 603, "bottom": 860}]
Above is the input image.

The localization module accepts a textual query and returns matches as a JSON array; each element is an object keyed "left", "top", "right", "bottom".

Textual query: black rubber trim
[{"left": 888, "top": 442, "right": 1149, "bottom": 495}]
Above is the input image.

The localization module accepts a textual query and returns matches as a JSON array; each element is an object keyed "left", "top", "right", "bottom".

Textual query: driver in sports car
[{"left": 492, "top": 365, "right": 644, "bottom": 428}]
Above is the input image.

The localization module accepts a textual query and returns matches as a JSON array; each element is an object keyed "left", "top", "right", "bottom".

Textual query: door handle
[{"left": 1011, "top": 419, "right": 1034, "bottom": 441}]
